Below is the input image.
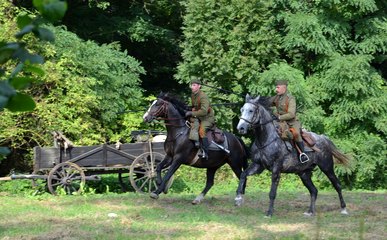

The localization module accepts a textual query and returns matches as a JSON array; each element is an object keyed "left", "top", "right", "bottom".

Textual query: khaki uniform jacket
[
  {"left": 191, "top": 90, "right": 215, "bottom": 130},
  {"left": 269, "top": 91, "right": 302, "bottom": 141}
]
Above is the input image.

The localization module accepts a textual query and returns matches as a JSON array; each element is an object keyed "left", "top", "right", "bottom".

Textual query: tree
[
  {"left": 176, "top": 0, "right": 281, "bottom": 130},
  {"left": 0, "top": 0, "right": 67, "bottom": 161},
  {"left": 177, "top": 0, "right": 386, "bottom": 189},
  {"left": 271, "top": 0, "right": 387, "bottom": 189},
  {"left": 0, "top": 2, "right": 146, "bottom": 175},
  {"left": 58, "top": 0, "right": 185, "bottom": 95}
]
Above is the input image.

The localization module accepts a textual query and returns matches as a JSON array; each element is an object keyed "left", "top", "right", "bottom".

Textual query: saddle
[
  {"left": 276, "top": 122, "right": 320, "bottom": 152},
  {"left": 301, "top": 130, "right": 317, "bottom": 148},
  {"left": 205, "top": 127, "right": 225, "bottom": 144}
]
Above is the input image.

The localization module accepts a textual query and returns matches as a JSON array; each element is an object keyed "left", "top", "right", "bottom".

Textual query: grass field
[{"left": 0, "top": 186, "right": 385, "bottom": 240}]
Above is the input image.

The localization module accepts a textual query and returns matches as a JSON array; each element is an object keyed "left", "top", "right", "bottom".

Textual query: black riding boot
[
  {"left": 198, "top": 137, "right": 209, "bottom": 159},
  {"left": 193, "top": 140, "right": 200, "bottom": 148},
  {"left": 296, "top": 141, "right": 309, "bottom": 163}
]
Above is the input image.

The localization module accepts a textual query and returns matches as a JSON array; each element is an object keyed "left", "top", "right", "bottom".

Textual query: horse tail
[
  {"left": 325, "top": 137, "right": 350, "bottom": 166},
  {"left": 235, "top": 136, "right": 250, "bottom": 170}
]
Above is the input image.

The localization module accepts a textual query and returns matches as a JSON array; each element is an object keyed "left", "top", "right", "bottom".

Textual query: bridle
[
  {"left": 240, "top": 101, "right": 280, "bottom": 149},
  {"left": 148, "top": 98, "right": 187, "bottom": 127},
  {"left": 240, "top": 102, "right": 273, "bottom": 127}
]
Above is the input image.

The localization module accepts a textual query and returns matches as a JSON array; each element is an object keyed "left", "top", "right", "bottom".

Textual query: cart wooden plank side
[{"left": 7, "top": 130, "right": 173, "bottom": 195}]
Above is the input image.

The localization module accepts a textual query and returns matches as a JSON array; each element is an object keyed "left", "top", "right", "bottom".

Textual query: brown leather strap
[{"left": 275, "top": 95, "right": 289, "bottom": 112}]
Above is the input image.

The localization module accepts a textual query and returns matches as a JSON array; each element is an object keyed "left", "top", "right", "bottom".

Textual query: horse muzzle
[
  {"left": 143, "top": 113, "right": 155, "bottom": 123},
  {"left": 237, "top": 120, "right": 249, "bottom": 134}
]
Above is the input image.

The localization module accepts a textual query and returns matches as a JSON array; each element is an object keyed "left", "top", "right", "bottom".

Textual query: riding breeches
[{"left": 189, "top": 118, "right": 213, "bottom": 141}]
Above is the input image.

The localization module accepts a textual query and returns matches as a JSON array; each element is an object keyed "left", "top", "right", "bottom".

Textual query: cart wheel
[
  {"left": 129, "top": 152, "right": 173, "bottom": 194},
  {"left": 47, "top": 162, "right": 86, "bottom": 195}
]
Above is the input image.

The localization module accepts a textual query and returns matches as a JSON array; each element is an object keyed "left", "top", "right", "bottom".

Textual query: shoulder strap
[
  {"left": 275, "top": 95, "right": 290, "bottom": 112},
  {"left": 285, "top": 95, "right": 289, "bottom": 112}
]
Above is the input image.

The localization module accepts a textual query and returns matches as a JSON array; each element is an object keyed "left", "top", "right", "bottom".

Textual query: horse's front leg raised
[
  {"left": 150, "top": 159, "right": 181, "bottom": 199},
  {"left": 266, "top": 166, "right": 281, "bottom": 217},
  {"left": 155, "top": 155, "right": 173, "bottom": 186},
  {"left": 235, "top": 162, "right": 264, "bottom": 207}
]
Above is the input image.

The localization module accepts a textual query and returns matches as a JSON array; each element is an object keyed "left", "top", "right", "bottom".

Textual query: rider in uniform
[
  {"left": 270, "top": 80, "right": 309, "bottom": 163},
  {"left": 185, "top": 78, "right": 215, "bottom": 159}
]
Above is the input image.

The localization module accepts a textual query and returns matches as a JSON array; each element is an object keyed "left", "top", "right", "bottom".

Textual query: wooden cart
[{"left": 7, "top": 130, "right": 172, "bottom": 195}]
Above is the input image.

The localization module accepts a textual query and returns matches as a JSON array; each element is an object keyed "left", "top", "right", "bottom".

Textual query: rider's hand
[{"left": 185, "top": 111, "right": 193, "bottom": 117}]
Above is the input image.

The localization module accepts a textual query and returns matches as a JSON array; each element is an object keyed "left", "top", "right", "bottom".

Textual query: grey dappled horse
[
  {"left": 143, "top": 92, "right": 249, "bottom": 204},
  {"left": 235, "top": 94, "right": 349, "bottom": 217}
]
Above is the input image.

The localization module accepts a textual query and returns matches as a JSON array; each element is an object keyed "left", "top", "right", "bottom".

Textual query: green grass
[{"left": 0, "top": 182, "right": 385, "bottom": 240}]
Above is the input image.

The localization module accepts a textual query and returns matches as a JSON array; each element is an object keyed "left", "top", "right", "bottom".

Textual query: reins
[
  {"left": 150, "top": 98, "right": 187, "bottom": 128},
  {"left": 242, "top": 101, "right": 279, "bottom": 149},
  {"left": 240, "top": 102, "right": 273, "bottom": 128}
]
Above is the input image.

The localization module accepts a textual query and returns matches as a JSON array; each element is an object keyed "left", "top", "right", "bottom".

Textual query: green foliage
[
  {"left": 1, "top": 25, "right": 146, "bottom": 150},
  {"left": 176, "top": 0, "right": 281, "bottom": 130},
  {"left": 0, "top": 179, "right": 33, "bottom": 194},
  {"left": 178, "top": 0, "right": 386, "bottom": 189},
  {"left": 1, "top": 0, "right": 385, "bottom": 190},
  {"left": 0, "top": 0, "right": 68, "bottom": 110},
  {"left": 177, "top": 0, "right": 279, "bottom": 83},
  {"left": 315, "top": 54, "right": 387, "bottom": 136},
  {"left": 342, "top": 132, "right": 386, "bottom": 189},
  {"left": 49, "top": 26, "right": 145, "bottom": 124},
  {"left": 60, "top": 0, "right": 184, "bottom": 94},
  {"left": 0, "top": 0, "right": 67, "bottom": 161},
  {"left": 0, "top": 2, "right": 146, "bottom": 173}
]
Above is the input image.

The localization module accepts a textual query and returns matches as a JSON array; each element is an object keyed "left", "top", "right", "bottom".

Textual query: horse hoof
[
  {"left": 150, "top": 192, "right": 159, "bottom": 199},
  {"left": 264, "top": 215, "right": 272, "bottom": 219},
  {"left": 303, "top": 212, "right": 314, "bottom": 217},
  {"left": 192, "top": 194, "right": 204, "bottom": 205},
  {"left": 234, "top": 195, "right": 244, "bottom": 207},
  {"left": 341, "top": 208, "right": 349, "bottom": 215}
]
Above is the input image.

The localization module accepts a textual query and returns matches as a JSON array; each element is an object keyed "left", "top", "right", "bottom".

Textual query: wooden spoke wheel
[
  {"left": 129, "top": 152, "right": 173, "bottom": 194},
  {"left": 47, "top": 162, "right": 85, "bottom": 195}
]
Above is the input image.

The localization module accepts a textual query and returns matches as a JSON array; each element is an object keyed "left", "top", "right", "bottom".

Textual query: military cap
[
  {"left": 190, "top": 77, "right": 202, "bottom": 85},
  {"left": 275, "top": 80, "right": 288, "bottom": 86}
]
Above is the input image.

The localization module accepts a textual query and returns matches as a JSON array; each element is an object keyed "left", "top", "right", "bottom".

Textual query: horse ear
[
  {"left": 253, "top": 96, "right": 260, "bottom": 103},
  {"left": 245, "top": 94, "right": 251, "bottom": 101}
]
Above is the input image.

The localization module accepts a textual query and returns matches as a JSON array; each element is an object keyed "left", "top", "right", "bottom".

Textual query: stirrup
[
  {"left": 299, "top": 153, "right": 309, "bottom": 163},
  {"left": 198, "top": 149, "right": 207, "bottom": 159}
]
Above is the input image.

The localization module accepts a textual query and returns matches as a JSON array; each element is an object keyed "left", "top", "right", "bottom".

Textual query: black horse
[
  {"left": 143, "top": 92, "right": 249, "bottom": 204},
  {"left": 235, "top": 94, "right": 349, "bottom": 217}
]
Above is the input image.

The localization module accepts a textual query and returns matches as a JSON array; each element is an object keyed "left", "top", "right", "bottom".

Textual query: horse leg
[
  {"left": 155, "top": 155, "right": 172, "bottom": 186},
  {"left": 298, "top": 171, "right": 318, "bottom": 216},
  {"left": 266, "top": 166, "right": 281, "bottom": 217},
  {"left": 235, "top": 162, "right": 264, "bottom": 207},
  {"left": 320, "top": 167, "right": 348, "bottom": 215},
  {"left": 192, "top": 168, "right": 217, "bottom": 205},
  {"left": 150, "top": 160, "right": 181, "bottom": 199}
]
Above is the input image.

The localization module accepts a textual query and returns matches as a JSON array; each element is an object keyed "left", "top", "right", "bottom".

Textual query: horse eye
[{"left": 249, "top": 109, "right": 253, "bottom": 113}]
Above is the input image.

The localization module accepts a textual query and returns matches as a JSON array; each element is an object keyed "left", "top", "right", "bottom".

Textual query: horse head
[
  {"left": 143, "top": 92, "right": 187, "bottom": 123},
  {"left": 143, "top": 93, "right": 169, "bottom": 123},
  {"left": 237, "top": 94, "right": 263, "bottom": 134}
]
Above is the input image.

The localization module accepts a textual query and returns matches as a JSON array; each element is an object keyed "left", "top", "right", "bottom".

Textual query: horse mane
[
  {"left": 157, "top": 92, "right": 189, "bottom": 116},
  {"left": 256, "top": 96, "right": 272, "bottom": 112}
]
